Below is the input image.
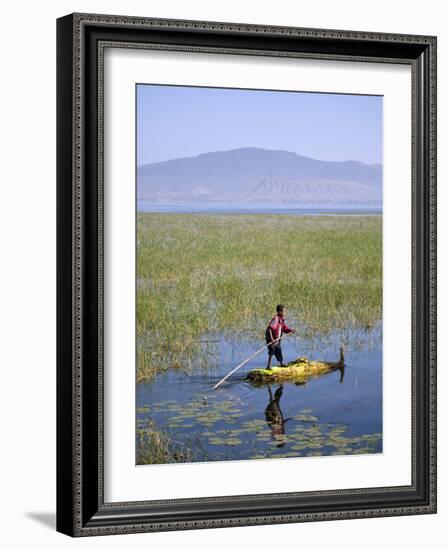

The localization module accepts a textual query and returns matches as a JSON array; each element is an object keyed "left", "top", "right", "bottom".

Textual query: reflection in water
[
  {"left": 265, "top": 385, "right": 291, "bottom": 447},
  {"left": 264, "top": 362, "right": 345, "bottom": 447},
  {"left": 293, "top": 364, "right": 345, "bottom": 387},
  {"left": 136, "top": 330, "right": 382, "bottom": 463}
]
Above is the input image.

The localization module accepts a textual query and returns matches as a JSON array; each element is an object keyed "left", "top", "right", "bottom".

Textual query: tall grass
[
  {"left": 137, "top": 214, "right": 382, "bottom": 381},
  {"left": 137, "top": 420, "right": 194, "bottom": 464}
]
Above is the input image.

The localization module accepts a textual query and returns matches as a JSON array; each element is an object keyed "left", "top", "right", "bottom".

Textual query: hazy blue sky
[{"left": 137, "top": 84, "right": 382, "bottom": 166}]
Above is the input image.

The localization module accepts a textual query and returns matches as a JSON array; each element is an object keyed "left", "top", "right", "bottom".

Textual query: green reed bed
[
  {"left": 136, "top": 418, "right": 194, "bottom": 464},
  {"left": 137, "top": 214, "right": 382, "bottom": 381}
]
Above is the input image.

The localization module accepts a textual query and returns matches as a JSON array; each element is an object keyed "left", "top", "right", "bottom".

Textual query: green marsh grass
[
  {"left": 137, "top": 419, "right": 194, "bottom": 464},
  {"left": 137, "top": 214, "right": 382, "bottom": 381}
]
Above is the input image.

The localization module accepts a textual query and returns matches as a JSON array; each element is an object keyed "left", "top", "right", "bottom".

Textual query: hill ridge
[{"left": 137, "top": 147, "right": 382, "bottom": 206}]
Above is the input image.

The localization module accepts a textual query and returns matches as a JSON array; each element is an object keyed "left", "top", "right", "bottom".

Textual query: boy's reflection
[
  {"left": 264, "top": 385, "right": 291, "bottom": 447},
  {"left": 264, "top": 365, "right": 345, "bottom": 447}
]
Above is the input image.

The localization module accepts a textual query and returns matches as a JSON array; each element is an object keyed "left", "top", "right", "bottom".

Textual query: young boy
[{"left": 265, "top": 304, "right": 295, "bottom": 369}]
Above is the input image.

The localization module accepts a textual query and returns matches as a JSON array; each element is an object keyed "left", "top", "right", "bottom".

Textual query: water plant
[
  {"left": 136, "top": 396, "right": 382, "bottom": 465},
  {"left": 136, "top": 419, "right": 194, "bottom": 464},
  {"left": 137, "top": 214, "right": 382, "bottom": 380}
]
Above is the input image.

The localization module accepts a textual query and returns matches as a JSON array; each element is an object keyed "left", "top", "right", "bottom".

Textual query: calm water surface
[
  {"left": 136, "top": 329, "right": 382, "bottom": 463},
  {"left": 137, "top": 201, "right": 382, "bottom": 216}
]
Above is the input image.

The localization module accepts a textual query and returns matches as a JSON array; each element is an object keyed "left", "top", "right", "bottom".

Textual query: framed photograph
[{"left": 56, "top": 13, "right": 437, "bottom": 537}]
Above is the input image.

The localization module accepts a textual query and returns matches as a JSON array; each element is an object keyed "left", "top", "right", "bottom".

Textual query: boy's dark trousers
[{"left": 266, "top": 339, "right": 283, "bottom": 364}]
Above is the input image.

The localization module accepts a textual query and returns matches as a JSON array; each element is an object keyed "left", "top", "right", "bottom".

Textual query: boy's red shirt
[{"left": 266, "top": 315, "right": 293, "bottom": 340}]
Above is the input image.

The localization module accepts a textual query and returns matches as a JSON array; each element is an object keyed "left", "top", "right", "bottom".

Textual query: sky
[{"left": 137, "top": 84, "right": 382, "bottom": 167}]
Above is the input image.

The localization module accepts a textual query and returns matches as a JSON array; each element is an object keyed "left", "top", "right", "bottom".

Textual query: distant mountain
[{"left": 137, "top": 147, "right": 382, "bottom": 206}]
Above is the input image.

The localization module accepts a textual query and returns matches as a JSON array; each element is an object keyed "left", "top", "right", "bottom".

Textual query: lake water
[
  {"left": 137, "top": 201, "right": 382, "bottom": 216},
  {"left": 136, "top": 328, "right": 382, "bottom": 464}
]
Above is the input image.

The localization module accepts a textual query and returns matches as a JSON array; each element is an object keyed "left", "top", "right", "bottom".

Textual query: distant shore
[{"left": 136, "top": 202, "right": 382, "bottom": 216}]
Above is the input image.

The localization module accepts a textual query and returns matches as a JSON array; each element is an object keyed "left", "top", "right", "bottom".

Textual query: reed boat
[{"left": 246, "top": 348, "right": 345, "bottom": 384}]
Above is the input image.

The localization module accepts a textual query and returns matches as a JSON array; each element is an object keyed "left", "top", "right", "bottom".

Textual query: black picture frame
[{"left": 56, "top": 13, "right": 437, "bottom": 537}]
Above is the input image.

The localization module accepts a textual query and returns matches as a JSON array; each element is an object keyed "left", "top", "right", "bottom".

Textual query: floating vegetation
[
  {"left": 208, "top": 436, "right": 243, "bottom": 446},
  {"left": 294, "top": 414, "right": 320, "bottom": 423},
  {"left": 246, "top": 353, "right": 344, "bottom": 384},
  {"left": 136, "top": 393, "right": 382, "bottom": 465}
]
